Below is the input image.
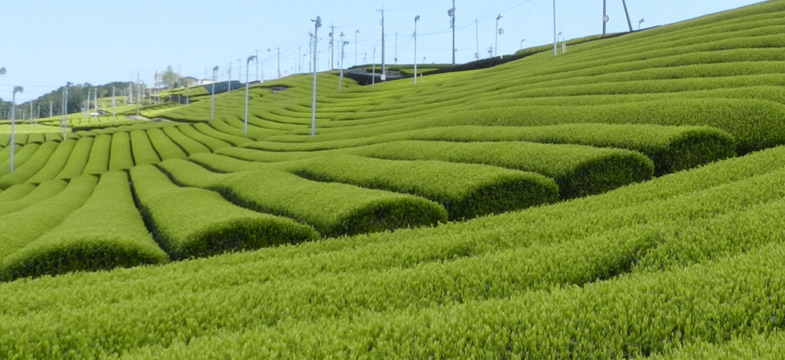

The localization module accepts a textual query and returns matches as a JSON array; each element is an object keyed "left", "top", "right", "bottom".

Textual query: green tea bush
[
  {"left": 109, "top": 132, "right": 134, "bottom": 171},
  {"left": 0, "top": 172, "right": 168, "bottom": 281},
  {"left": 130, "top": 164, "right": 317, "bottom": 259},
  {"left": 55, "top": 137, "right": 93, "bottom": 179},
  {"left": 158, "top": 159, "right": 448, "bottom": 236},
  {"left": 0, "top": 141, "right": 59, "bottom": 189},
  {"left": 350, "top": 140, "right": 654, "bottom": 198},
  {"left": 282, "top": 155, "right": 558, "bottom": 219},
  {"left": 27, "top": 139, "right": 76, "bottom": 184}
]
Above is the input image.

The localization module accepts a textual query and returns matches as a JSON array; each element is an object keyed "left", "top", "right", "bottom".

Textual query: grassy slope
[{"left": 2, "top": 1, "right": 785, "bottom": 358}]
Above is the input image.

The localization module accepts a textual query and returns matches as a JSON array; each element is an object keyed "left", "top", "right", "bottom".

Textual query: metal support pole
[
  {"left": 211, "top": 66, "right": 218, "bottom": 122},
  {"left": 311, "top": 16, "right": 321, "bottom": 137},
  {"left": 339, "top": 32, "right": 346, "bottom": 92},
  {"left": 244, "top": 55, "right": 256, "bottom": 134},
  {"left": 603, "top": 0, "right": 607, "bottom": 37},
  {"left": 553, "top": 0, "right": 558, "bottom": 57},
  {"left": 414, "top": 15, "right": 420, "bottom": 85},
  {"left": 379, "top": 9, "right": 386, "bottom": 81},
  {"left": 495, "top": 14, "right": 502, "bottom": 57},
  {"left": 621, "top": 0, "right": 633, "bottom": 32},
  {"left": 10, "top": 86, "right": 23, "bottom": 173}
]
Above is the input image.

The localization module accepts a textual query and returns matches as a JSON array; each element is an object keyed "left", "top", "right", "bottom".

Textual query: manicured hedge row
[
  {"left": 158, "top": 159, "right": 448, "bottom": 237},
  {"left": 253, "top": 124, "right": 736, "bottom": 176},
  {"left": 82, "top": 134, "right": 112, "bottom": 175},
  {"left": 130, "top": 164, "right": 317, "bottom": 259},
  {"left": 27, "top": 139, "right": 76, "bottom": 184},
  {"left": 350, "top": 140, "right": 655, "bottom": 198},
  {"left": 146, "top": 128, "right": 187, "bottom": 160},
  {"left": 0, "top": 183, "right": 35, "bottom": 202},
  {"left": 0, "top": 141, "right": 59, "bottom": 189},
  {"left": 162, "top": 126, "right": 210, "bottom": 155},
  {"left": 280, "top": 155, "right": 558, "bottom": 220},
  {"left": 55, "top": 137, "right": 93, "bottom": 179},
  {"left": 0, "top": 176, "right": 97, "bottom": 281},
  {"left": 1, "top": 140, "right": 785, "bottom": 358},
  {"left": 178, "top": 125, "right": 231, "bottom": 152},
  {"left": 0, "top": 143, "right": 40, "bottom": 179},
  {"left": 0, "top": 172, "right": 168, "bottom": 281},
  {"left": 401, "top": 124, "right": 736, "bottom": 175},
  {"left": 129, "top": 130, "right": 161, "bottom": 165},
  {"left": 0, "top": 179, "right": 67, "bottom": 217},
  {"left": 109, "top": 132, "right": 135, "bottom": 171},
  {"left": 194, "top": 123, "right": 251, "bottom": 146}
]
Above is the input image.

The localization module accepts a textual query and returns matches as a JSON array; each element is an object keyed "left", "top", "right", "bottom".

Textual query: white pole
[
  {"left": 475, "top": 19, "right": 479, "bottom": 60},
  {"left": 62, "top": 83, "right": 69, "bottom": 140},
  {"left": 311, "top": 16, "right": 321, "bottom": 137},
  {"left": 244, "top": 55, "right": 256, "bottom": 134},
  {"left": 355, "top": 30, "right": 359, "bottom": 66},
  {"left": 112, "top": 86, "right": 117, "bottom": 121},
  {"left": 372, "top": 47, "right": 376, "bottom": 88},
  {"left": 414, "top": 15, "right": 420, "bottom": 85},
  {"left": 211, "top": 66, "right": 218, "bottom": 122},
  {"left": 10, "top": 86, "right": 23, "bottom": 173},
  {"left": 339, "top": 32, "right": 346, "bottom": 92},
  {"left": 380, "top": 8, "right": 386, "bottom": 81},
  {"left": 495, "top": 14, "right": 502, "bottom": 57},
  {"left": 49, "top": 101, "right": 52, "bottom": 118},
  {"left": 554, "top": 0, "right": 558, "bottom": 57}
]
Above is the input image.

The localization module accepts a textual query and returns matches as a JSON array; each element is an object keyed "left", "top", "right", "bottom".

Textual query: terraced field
[{"left": 2, "top": 1, "right": 785, "bottom": 357}]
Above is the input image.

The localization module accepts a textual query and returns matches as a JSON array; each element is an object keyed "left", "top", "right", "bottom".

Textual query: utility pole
[
  {"left": 62, "top": 83, "right": 69, "bottom": 139},
  {"left": 378, "top": 8, "right": 386, "bottom": 81},
  {"left": 238, "top": 59, "right": 242, "bottom": 83},
  {"left": 603, "top": 0, "right": 607, "bottom": 37},
  {"left": 355, "top": 30, "right": 359, "bottom": 66},
  {"left": 94, "top": 88, "right": 98, "bottom": 111},
  {"left": 244, "top": 55, "right": 257, "bottom": 134},
  {"left": 475, "top": 19, "right": 479, "bottom": 60},
  {"left": 298, "top": 46, "right": 302, "bottom": 72},
  {"left": 329, "top": 25, "right": 336, "bottom": 69},
  {"left": 414, "top": 15, "right": 420, "bottom": 85},
  {"left": 228, "top": 62, "right": 232, "bottom": 92},
  {"left": 372, "top": 47, "right": 376, "bottom": 88},
  {"left": 339, "top": 33, "right": 348, "bottom": 92},
  {"left": 255, "top": 49, "right": 259, "bottom": 81},
  {"left": 621, "top": 0, "right": 633, "bottom": 32},
  {"left": 449, "top": 0, "right": 456, "bottom": 65},
  {"left": 309, "top": 33, "right": 314, "bottom": 73},
  {"left": 553, "top": 0, "right": 558, "bottom": 57},
  {"left": 211, "top": 66, "right": 218, "bottom": 122},
  {"left": 495, "top": 14, "right": 503, "bottom": 57},
  {"left": 136, "top": 71, "right": 141, "bottom": 117},
  {"left": 49, "top": 101, "right": 52, "bottom": 118},
  {"left": 277, "top": 47, "right": 281, "bottom": 78},
  {"left": 395, "top": 32, "right": 398, "bottom": 64},
  {"left": 311, "top": 16, "right": 322, "bottom": 137},
  {"left": 112, "top": 86, "right": 117, "bottom": 121}
]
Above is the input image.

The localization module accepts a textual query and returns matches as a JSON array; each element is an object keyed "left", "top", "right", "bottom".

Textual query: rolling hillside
[{"left": 1, "top": 1, "right": 785, "bottom": 358}]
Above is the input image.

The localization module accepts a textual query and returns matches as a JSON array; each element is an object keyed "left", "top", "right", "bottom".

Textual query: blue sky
[{"left": 0, "top": 0, "right": 765, "bottom": 102}]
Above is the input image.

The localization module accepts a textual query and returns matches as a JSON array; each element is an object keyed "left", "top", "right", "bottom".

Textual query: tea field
[{"left": 1, "top": 0, "right": 785, "bottom": 358}]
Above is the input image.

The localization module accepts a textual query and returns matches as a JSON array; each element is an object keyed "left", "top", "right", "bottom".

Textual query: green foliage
[
  {"left": 0, "top": 141, "right": 59, "bottom": 189},
  {"left": 82, "top": 134, "right": 111, "bottom": 175},
  {"left": 158, "top": 159, "right": 449, "bottom": 237},
  {"left": 162, "top": 126, "right": 210, "bottom": 155},
  {"left": 146, "top": 128, "right": 187, "bottom": 160},
  {"left": 129, "top": 130, "right": 161, "bottom": 165},
  {"left": 0, "top": 172, "right": 168, "bottom": 281},
  {"left": 349, "top": 140, "right": 654, "bottom": 198},
  {"left": 26, "top": 139, "right": 76, "bottom": 184},
  {"left": 130, "top": 164, "right": 318, "bottom": 259},
  {"left": 277, "top": 155, "right": 559, "bottom": 220},
  {"left": 0, "top": 179, "right": 67, "bottom": 217},
  {"left": 0, "top": 176, "right": 97, "bottom": 281},
  {"left": 109, "top": 132, "right": 134, "bottom": 170},
  {"left": 55, "top": 136, "right": 93, "bottom": 179}
]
